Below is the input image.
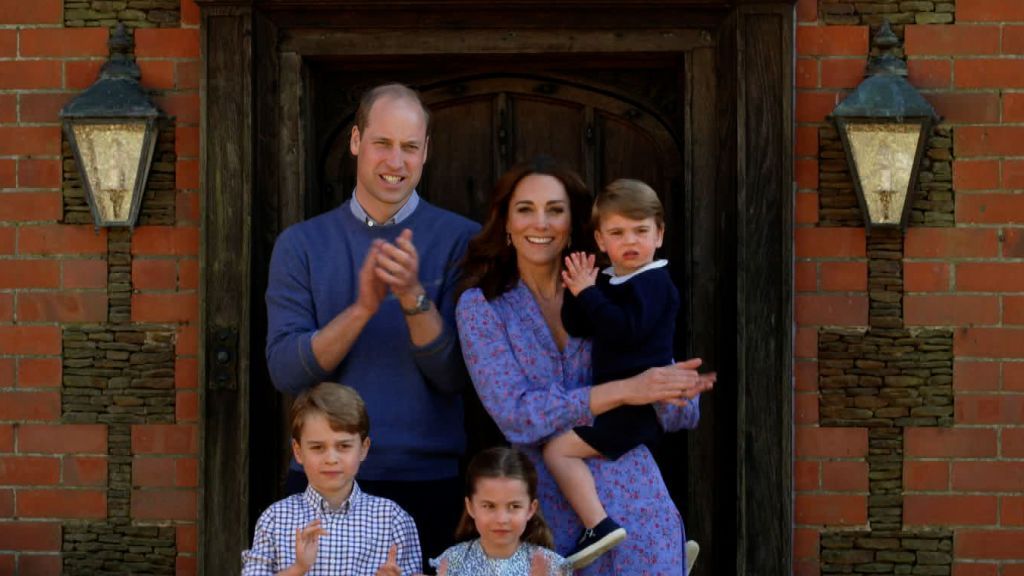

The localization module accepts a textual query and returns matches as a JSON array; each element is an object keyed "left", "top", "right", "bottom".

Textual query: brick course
[
  {"left": 0, "top": 2, "right": 199, "bottom": 572},
  {"left": 797, "top": 3, "right": 1021, "bottom": 575}
]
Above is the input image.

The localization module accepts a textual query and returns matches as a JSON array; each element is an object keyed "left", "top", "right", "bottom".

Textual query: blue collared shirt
[
  {"left": 350, "top": 190, "right": 420, "bottom": 227},
  {"left": 242, "top": 482, "right": 422, "bottom": 575}
]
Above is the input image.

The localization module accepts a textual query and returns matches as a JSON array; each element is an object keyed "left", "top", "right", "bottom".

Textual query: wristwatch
[{"left": 402, "top": 293, "right": 432, "bottom": 316}]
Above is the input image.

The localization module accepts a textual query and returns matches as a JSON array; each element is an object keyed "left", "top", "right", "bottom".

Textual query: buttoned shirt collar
[
  {"left": 350, "top": 190, "right": 420, "bottom": 227},
  {"left": 302, "top": 481, "right": 362, "bottom": 515}
]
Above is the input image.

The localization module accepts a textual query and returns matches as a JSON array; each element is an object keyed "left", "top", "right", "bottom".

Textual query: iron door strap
[{"left": 209, "top": 326, "right": 238, "bottom": 390}]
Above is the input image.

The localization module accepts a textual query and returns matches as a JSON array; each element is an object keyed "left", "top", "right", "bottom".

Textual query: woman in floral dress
[{"left": 456, "top": 157, "right": 712, "bottom": 575}]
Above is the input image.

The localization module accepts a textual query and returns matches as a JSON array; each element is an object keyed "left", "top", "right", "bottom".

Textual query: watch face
[{"left": 405, "top": 293, "right": 431, "bottom": 315}]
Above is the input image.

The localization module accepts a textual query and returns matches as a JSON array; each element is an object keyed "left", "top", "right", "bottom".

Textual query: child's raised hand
[
  {"left": 374, "top": 544, "right": 401, "bottom": 576},
  {"left": 293, "top": 519, "right": 327, "bottom": 571},
  {"left": 529, "top": 550, "right": 552, "bottom": 576},
  {"left": 435, "top": 558, "right": 449, "bottom": 576},
  {"left": 561, "top": 251, "right": 598, "bottom": 296}
]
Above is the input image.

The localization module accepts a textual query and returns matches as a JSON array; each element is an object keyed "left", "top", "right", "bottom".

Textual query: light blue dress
[{"left": 430, "top": 540, "right": 571, "bottom": 576}]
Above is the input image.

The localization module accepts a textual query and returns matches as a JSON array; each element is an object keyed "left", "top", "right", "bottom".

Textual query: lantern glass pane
[
  {"left": 71, "top": 122, "right": 147, "bottom": 224},
  {"left": 844, "top": 122, "right": 921, "bottom": 226}
]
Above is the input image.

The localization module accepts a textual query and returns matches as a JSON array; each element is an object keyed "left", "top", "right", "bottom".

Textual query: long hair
[
  {"left": 454, "top": 447, "right": 554, "bottom": 549},
  {"left": 458, "top": 156, "right": 593, "bottom": 300}
]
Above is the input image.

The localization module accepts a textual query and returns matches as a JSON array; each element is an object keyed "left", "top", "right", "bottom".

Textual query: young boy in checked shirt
[{"left": 242, "top": 383, "right": 422, "bottom": 576}]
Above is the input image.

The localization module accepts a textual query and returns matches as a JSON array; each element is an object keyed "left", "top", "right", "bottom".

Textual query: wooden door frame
[{"left": 196, "top": 1, "right": 794, "bottom": 573}]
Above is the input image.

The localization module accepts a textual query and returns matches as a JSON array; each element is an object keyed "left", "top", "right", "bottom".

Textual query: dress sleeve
[
  {"left": 456, "top": 289, "right": 591, "bottom": 446},
  {"left": 393, "top": 507, "right": 423, "bottom": 576},
  {"left": 240, "top": 509, "right": 280, "bottom": 576},
  {"left": 264, "top": 231, "right": 332, "bottom": 396},
  {"left": 654, "top": 392, "right": 702, "bottom": 432}
]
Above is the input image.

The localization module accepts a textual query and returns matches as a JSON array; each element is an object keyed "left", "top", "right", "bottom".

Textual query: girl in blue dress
[{"left": 431, "top": 447, "right": 571, "bottom": 576}]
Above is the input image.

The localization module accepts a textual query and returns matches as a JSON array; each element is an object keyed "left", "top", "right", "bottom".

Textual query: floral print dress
[
  {"left": 456, "top": 283, "right": 702, "bottom": 576},
  {"left": 430, "top": 540, "right": 571, "bottom": 576}
]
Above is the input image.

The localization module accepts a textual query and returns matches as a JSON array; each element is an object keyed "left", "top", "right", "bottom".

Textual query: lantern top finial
[
  {"left": 831, "top": 18, "right": 939, "bottom": 122},
  {"left": 60, "top": 24, "right": 158, "bottom": 120},
  {"left": 867, "top": 20, "right": 907, "bottom": 78}
]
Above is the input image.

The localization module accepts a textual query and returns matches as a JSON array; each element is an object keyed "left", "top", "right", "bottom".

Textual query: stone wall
[
  {"left": 819, "top": 0, "right": 955, "bottom": 31},
  {"left": 65, "top": 1, "right": 180, "bottom": 28}
]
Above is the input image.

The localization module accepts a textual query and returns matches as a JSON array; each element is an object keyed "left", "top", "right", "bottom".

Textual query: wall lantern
[
  {"left": 60, "top": 23, "right": 162, "bottom": 228},
  {"left": 830, "top": 21, "right": 940, "bottom": 232}
]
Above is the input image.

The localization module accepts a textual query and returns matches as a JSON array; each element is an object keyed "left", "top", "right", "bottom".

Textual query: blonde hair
[
  {"left": 290, "top": 383, "right": 369, "bottom": 442},
  {"left": 592, "top": 178, "right": 664, "bottom": 229},
  {"left": 454, "top": 447, "right": 554, "bottom": 548}
]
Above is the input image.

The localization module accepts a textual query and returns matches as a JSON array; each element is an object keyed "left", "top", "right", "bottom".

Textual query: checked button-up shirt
[{"left": 242, "top": 482, "right": 421, "bottom": 576}]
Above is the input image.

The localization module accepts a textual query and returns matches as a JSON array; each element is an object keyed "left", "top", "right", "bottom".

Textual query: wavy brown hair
[
  {"left": 290, "top": 382, "right": 369, "bottom": 442},
  {"left": 454, "top": 447, "right": 554, "bottom": 549},
  {"left": 458, "top": 156, "right": 593, "bottom": 300}
]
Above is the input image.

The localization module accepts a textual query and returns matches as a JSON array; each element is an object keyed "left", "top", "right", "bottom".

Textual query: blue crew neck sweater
[{"left": 265, "top": 199, "right": 480, "bottom": 481}]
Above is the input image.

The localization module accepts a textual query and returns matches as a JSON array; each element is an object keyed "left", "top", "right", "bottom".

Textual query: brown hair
[
  {"left": 454, "top": 447, "right": 554, "bottom": 548},
  {"left": 290, "top": 383, "right": 370, "bottom": 442},
  {"left": 459, "top": 156, "right": 593, "bottom": 300},
  {"left": 593, "top": 178, "right": 664, "bottom": 229},
  {"left": 354, "top": 83, "right": 431, "bottom": 135}
]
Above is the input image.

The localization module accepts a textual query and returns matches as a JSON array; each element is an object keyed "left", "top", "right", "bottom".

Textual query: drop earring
[{"left": 506, "top": 233, "right": 512, "bottom": 246}]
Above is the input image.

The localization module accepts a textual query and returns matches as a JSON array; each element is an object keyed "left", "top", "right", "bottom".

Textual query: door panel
[
  {"left": 510, "top": 95, "right": 586, "bottom": 171},
  {"left": 422, "top": 96, "right": 496, "bottom": 221}
]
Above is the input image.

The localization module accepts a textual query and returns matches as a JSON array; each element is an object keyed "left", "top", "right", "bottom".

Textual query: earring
[{"left": 506, "top": 233, "right": 512, "bottom": 246}]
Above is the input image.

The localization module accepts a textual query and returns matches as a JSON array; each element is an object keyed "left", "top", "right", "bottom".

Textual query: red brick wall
[
  {"left": 796, "top": 1, "right": 1024, "bottom": 574},
  {"left": 0, "top": 1, "right": 200, "bottom": 573},
  {"left": 4, "top": 0, "right": 1023, "bottom": 572}
]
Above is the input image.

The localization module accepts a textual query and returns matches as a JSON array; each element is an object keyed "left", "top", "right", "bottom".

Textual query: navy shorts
[{"left": 574, "top": 404, "right": 662, "bottom": 460}]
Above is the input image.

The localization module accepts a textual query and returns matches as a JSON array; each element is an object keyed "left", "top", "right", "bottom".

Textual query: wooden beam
[
  {"left": 201, "top": 7, "right": 253, "bottom": 575},
  {"left": 280, "top": 28, "right": 714, "bottom": 55},
  {"left": 733, "top": 3, "right": 794, "bottom": 574}
]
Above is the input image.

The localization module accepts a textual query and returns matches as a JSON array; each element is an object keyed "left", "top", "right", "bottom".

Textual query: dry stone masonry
[
  {"left": 65, "top": 0, "right": 180, "bottom": 28},
  {"left": 819, "top": 0, "right": 955, "bottom": 32}
]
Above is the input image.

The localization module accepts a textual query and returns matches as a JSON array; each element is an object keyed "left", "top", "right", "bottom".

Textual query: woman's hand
[
  {"left": 630, "top": 358, "right": 715, "bottom": 406},
  {"left": 591, "top": 358, "right": 714, "bottom": 415}
]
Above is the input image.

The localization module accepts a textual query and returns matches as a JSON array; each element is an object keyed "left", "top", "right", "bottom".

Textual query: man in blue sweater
[{"left": 265, "top": 83, "right": 479, "bottom": 567}]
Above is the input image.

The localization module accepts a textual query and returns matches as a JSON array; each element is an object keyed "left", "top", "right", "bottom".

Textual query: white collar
[{"left": 602, "top": 259, "right": 669, "bottom": 285}]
